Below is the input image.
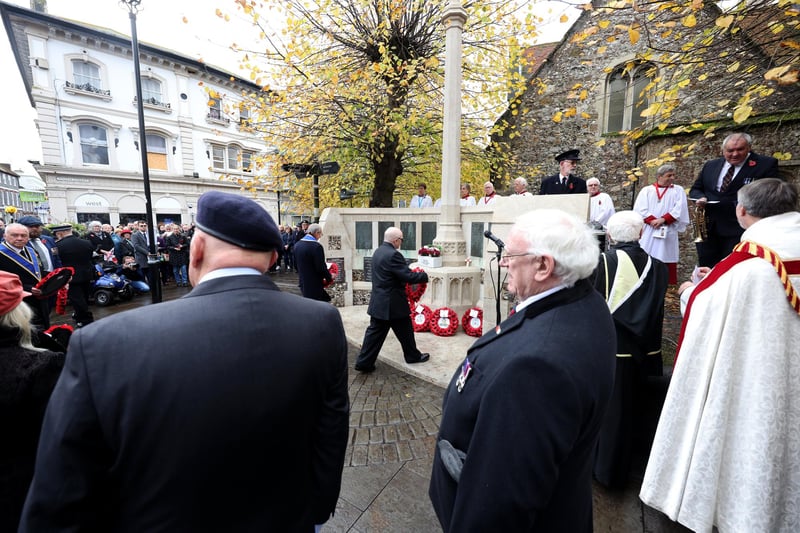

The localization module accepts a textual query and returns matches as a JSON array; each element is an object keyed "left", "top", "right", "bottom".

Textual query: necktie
[
  {"left": 561, "top": 177, "right": 567, "bottom": 187},
  {"left": 720, "top": 165, "right": 735, "bottom": 192}
]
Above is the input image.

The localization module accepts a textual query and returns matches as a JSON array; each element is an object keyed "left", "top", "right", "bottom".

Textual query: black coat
[
  {"left": 0, "top": 329, "right": 63, "bottom": 532},
  {"left": 55, "top": 235, "right": 95, "bottom": 284},
  {"left": 294, "top": 237, "right": 332, "bottom": 301},
  {"left": 86, "top": 231, "right": 114, "bottom": 254},
  {"left": 429, "top": 280, "right": 616, "bottom": 532},
  {"left": 165, "top": 232, "right": 190, "bottom": 267},
  {"left": 689, "top": 151, "right": 780, "bottom": 238},
  {"left": 539, "top": 174, "right": 588, "bottom": 195},
  {"left": 20, "top": 275, "right": 349, "bottom": 532},
  {"left": 367, "top": 241, "right": 428, "bottom": 321},
  {"left": 0, "top": 244, "right": 49, "bottom": 326}
]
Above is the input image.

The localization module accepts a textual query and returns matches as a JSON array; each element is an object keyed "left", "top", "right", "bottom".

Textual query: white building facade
[{"left": 1, "top": 2, "right": 279, "bottom": 227}]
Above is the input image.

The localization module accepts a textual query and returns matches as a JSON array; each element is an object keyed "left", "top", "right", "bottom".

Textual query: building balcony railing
[
  {"left": 133, "top": 96, "right": 172, "bottom": 113},
  {"left": 64, "top": 81, "right": 112, "bottom": 100},
  {"left": 206, "top": 111, "right": 230, "bottom": 126}
]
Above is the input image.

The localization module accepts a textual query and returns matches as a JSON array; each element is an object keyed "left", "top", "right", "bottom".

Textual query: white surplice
[
  {"left": 640, "top": 211, "right": 800, "bottom": 533},
  {"left": 634, "top": 184, "right": 689, "bottom": 263},
  {"left": 589, "top": 192, "right": 615, "bottom": 227}
]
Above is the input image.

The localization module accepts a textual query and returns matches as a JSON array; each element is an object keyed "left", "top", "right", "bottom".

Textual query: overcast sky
[{"left": 0, "top": 0, "right": 579, "bottom": 174}]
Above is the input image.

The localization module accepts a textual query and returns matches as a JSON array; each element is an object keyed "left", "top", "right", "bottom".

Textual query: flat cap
[
  {"left": 555, "top": 149, "right": 581, "bottom": 162},
  {"left": 195, "top": 191, "right": 282, "bottom": 251},
  {"left": 50, "top": 224, "right": 73, "bottom": 233},
  {"left": 17, "top": 215, "right": 44, "bottom": 227}
]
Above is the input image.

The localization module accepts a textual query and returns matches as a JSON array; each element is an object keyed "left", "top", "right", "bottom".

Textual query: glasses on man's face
[{"left": 500, "top": 252, "right": 537, "bottom": 262}]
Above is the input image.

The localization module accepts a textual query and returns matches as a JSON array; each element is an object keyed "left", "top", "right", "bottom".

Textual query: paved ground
[{"left": 67, "top": 269, "right": 689, "bottom": 532}]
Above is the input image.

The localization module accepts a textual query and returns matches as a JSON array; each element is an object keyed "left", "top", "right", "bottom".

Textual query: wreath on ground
[
  {"left": 430, "top": 307, "right": 459, "bottom": 337},
  {"left": 405, "top": 267, "right": 427, "bottom": 302},
  {"left": 323, "top": 262, "right": 339, "bottom": 288},
  {"left": 411, "top": 303, "right": 432, "bottom": 332},
  {"left": 461, "top": 307, "right": 484, "bottom": 337}
]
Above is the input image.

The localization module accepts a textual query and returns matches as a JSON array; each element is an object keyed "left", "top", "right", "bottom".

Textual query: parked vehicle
[{"left": 91, "top": 262, "right": 133, "bottom": 306}]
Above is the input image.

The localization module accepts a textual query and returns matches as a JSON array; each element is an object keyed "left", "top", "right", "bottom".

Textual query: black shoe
[
  {"left": 355, "top": 364, "right": 376, "bottom": 373},
  {"left": 406, "top": 353, "right": 430, "bottom": 364}
]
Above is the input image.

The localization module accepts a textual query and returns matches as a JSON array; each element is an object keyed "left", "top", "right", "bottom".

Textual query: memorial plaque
[
  {"left": 363, "top": 257, "right": 372, "bottom": 282},
  {"left": 327, "top": 257, "right": 345, "bottom": 283},
  {"left": 400, "top": 221, "right": 416, "bottom": 250},
  {"left": 421, "top": 221, "right": 437, "bottom": 248},
  {"left": 355, "top": 221, "right": 373, "bottom": 250},
  {"left": 471, "top": 222, "right": 484, "bottom": 257}
]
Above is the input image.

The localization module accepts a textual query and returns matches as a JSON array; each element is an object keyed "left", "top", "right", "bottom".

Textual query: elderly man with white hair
[
  {"left": 430, "top": 209, "right": 616, "bottom": 532},
  {"left": 477, "top": 181, "right": 497, "bottom": 205},
  {"left": 592, "top": 210, "right": 668, "bottom": 489},
  {"left": 512, "top": 177, "right": 532, "bottom": 196},
  {"left": 587, "top": 178, "right": 615, "bottom": 228}
]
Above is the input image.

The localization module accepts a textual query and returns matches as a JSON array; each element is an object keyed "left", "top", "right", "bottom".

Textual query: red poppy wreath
[
  {"left": 461, "top": 307, "right": 484, "bottom": 337},
  {"left": 430, "top": 307, "right": 458, "bottom": 337},
  {"left": 411, "top": 302, "right": 432, "bottom": 332},
  {"left": 405, "top": 267, "right": 427, "bottom": 302},
  {"left": 323, "top": 262, "right": 339, "bottom": 288}
]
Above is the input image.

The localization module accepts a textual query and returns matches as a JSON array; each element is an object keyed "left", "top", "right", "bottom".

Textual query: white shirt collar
[
  {"left": 515, "top": 284, "right": 569, "bottom": 312},
  {"left": 198, "top": 267, "right": 262, "bottom": 285}
]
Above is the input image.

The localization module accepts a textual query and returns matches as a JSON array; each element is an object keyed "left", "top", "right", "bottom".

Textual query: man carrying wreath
[{"left": 354, "top": 227, "right": 431, "bottom": 373}]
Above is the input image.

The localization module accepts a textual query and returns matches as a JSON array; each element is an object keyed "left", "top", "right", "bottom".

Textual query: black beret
[
  {"left": 17, "top": 215, "right": 44, "bottom": 227},
  {"left": 51, "top": 224, "right": 73, "bottom": 233},
  {"left": 195, "top": 191, "right": 282, "bottom": 251},
  {"left": 555, "top": 149, "right": 581, "bottom": 162}
]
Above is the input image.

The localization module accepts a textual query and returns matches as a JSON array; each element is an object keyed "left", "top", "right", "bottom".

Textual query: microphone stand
[{"left": 489, "top": 245, "right": 503, "bottom": 326}]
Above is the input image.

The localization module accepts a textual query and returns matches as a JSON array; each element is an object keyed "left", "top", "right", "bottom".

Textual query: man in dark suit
[
  {"left": 354, "top": 226, "right": 431, "bottom": 372},
  {"left": 52, "top": 224, "right": 95, "bottom": 328},
  {"left": 0, "top": 222, "right": 49, "bottom": 328},
  {"left": 540, "top": 149, "right": 588, "bottom": 195},
  {"left": 20, "top": 191, "right": 350, "bottom": 532},
  {"left": 690, "top": 132, "right": 780, "bottom": 266},
  {"left": 429, "top": 209, "right": 616, "bottom": 531},
  {"left": 130, "top": 220, "right": 151, "bottom": 278},
  {"left": 294, "top": 223, "right": 332, "bottom": 301}
]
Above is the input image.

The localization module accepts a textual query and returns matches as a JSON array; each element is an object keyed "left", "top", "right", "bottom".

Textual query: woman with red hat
[{"left": 0, "top": 271, "right": 64, "bottom": 531}]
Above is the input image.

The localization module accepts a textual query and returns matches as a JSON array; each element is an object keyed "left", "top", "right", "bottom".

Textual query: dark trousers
[
  {"left": 355, "top": 316, "right": 422, "bottom": 368},
  {"left": 68, "top": 281, "right": 93, "bottom": 326},
  {"left": 696, "top": 233, "right": 740, "bottom": 267}
]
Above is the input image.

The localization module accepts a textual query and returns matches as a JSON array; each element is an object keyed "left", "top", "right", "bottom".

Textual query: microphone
[{"left": 483, "top": 230, "right": 505, "bottom": 249}]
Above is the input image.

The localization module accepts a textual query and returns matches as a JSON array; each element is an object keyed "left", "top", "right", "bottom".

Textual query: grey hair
[
  {"left": 738, "top": 178, "right": 797, "bottom": 218},
  {"left": 89, "top": 220, "right": 102, "bottom": 228},
  {"left": 513, "top": 209, "right": 600, "bottom": 287},
  {"left": 606, "top": 211, "right": 644, "bottom": 244},
  {"left": 513, "top": 177, "right": 529, "bottom": 189},
  {"left": 656, "top": 164, "right": 676, "bottom": 177},
  {"left": 306, "top": 223, "right": 323, "bottom": 236},
  {"left": 586, "top": 177, "right": 600, "bottom": 186},
  {"left": 722, "top": 132, "right": 752, "bottom": 151}
]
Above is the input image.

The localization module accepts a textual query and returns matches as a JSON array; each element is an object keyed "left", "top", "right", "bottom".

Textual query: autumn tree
[{"left": 223, "top": 0, "right": 547, "bottom": 208}]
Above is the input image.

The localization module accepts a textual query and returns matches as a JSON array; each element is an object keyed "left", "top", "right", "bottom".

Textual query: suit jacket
[
  {"left": 294, "top": 237, "right": 332, "bottom": 301},
  {"left": 368, "top": 241, "right": 428, "bottom": 321},
  {"left": 540, "top": 174, "right": 588, "bottom": 195},
  {"left": 55, "top": 235, "right": 95, "bottom": 284},
  {"left": 690, "top": 152, "right": 780, "bottom": 237},
  {"left": 130, "top": 231, "right": 150, "bottom": 268},
  {"left": 429, "top": 280, "right": 616, "bottom": 532},
  {"left": 20, "top": 275, "right": 350, "bottom": 532}
]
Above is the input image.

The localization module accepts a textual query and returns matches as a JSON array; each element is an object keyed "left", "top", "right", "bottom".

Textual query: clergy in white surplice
[{"left": 640, "top": 178, "right": 800, "bottom": 533}]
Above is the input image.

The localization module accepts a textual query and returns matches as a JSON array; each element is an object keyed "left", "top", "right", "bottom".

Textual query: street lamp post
[{"left": 120, "top": 0, "right": 161, "bottom": 303}]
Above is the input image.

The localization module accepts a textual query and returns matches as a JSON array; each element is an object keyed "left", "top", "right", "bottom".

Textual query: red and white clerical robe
[{"left": 641, "top": 211, "right": 800, "bottom": 533}]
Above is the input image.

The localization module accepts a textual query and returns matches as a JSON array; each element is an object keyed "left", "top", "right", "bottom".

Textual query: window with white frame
[
  {"left": 146, "top": 134, "right": 168, "bottom": 171},
  {"left": 241, "top": 151, "right": 253, "bottom": 172},
  {"left": 78, "top": 124, "right": 109, "bottom": 165},
  {"left": 72, "top": 61, "right": 101, "bottom": 90},
  {"left": 605, "top": 62, "right": 655, "bottom": 133},
  {"left": 239, "top": 103, "right": 251, "bottom": 126},
  {"left": 227, "top": 146, "right": 241, "bottom": 170},
  {"left": 211, "top": 145, "right": 225, "bottom": 170},
  {"left": 208, "top": 97, "right": 222, "bottom": 120},
  {"left": 142, "top": 78, "right": 163, "bottom": 104}
]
